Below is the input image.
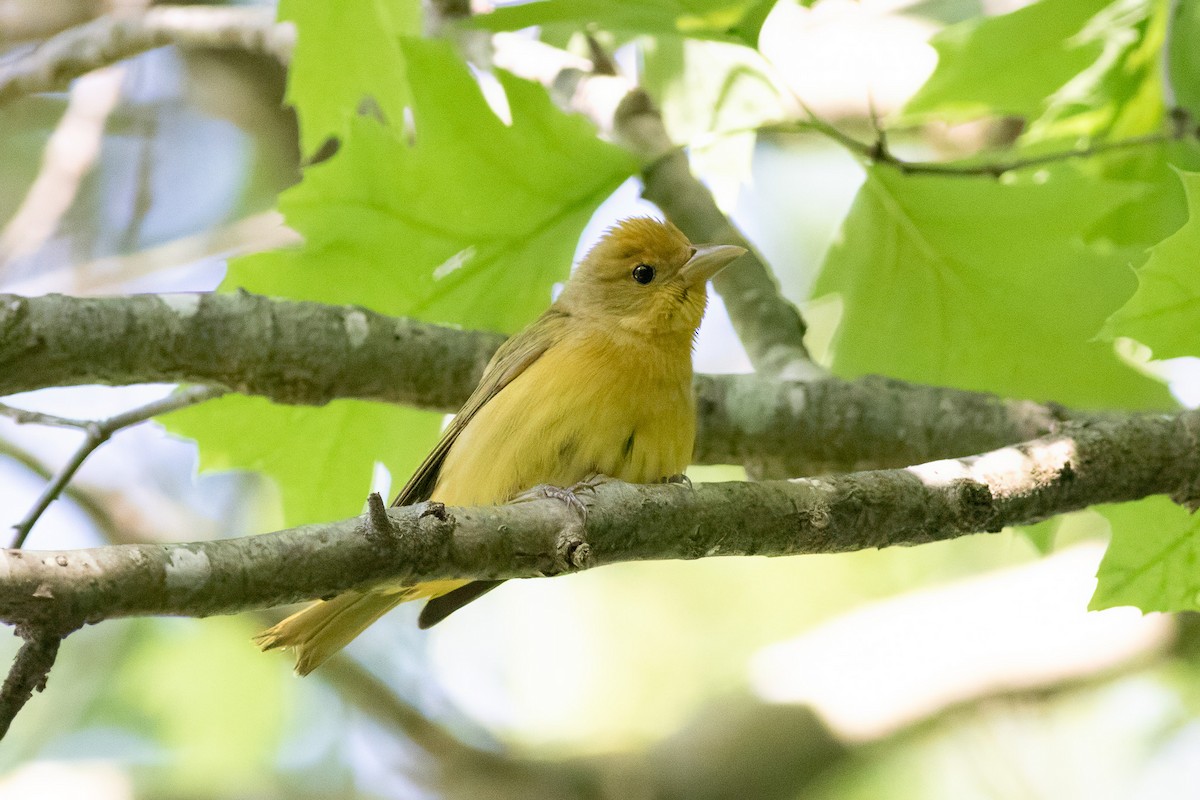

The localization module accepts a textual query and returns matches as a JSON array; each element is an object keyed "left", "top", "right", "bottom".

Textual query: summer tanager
[{"left": 255, "top": 217, "right": 745, "bottom": 674}]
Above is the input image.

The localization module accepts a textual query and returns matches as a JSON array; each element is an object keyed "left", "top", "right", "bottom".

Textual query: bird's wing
[{"left": 390, "top": 308, "right": 569, "bottom": 507}]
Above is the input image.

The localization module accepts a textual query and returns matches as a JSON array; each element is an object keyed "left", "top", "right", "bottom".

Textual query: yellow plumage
[{"left": 254, "top": 217, "right": 745, "bottom": 674}]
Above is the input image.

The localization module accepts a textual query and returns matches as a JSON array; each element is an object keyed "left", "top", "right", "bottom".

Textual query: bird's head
[{"left": 559, "top": 217, "right": 746, "bottom": 337}]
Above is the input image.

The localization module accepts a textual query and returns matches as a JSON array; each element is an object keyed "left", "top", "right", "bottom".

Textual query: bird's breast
[{"left": 433, "top": 329, "right": 696, "bottom": 507}]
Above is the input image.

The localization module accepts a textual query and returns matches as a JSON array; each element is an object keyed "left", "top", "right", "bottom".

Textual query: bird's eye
[{"left": 632, "top": 264, "right": 656, "bottom": 285}]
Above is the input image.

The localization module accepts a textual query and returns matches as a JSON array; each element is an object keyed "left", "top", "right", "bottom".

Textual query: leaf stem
[{"left": 761, "top": 113, "right": 1192, "bottom": 179}]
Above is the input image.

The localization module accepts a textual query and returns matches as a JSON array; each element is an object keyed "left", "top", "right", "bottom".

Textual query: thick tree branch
[
  {"left": 0, "top": 5, "right": 292, "bottom": 107},
  {"left": 2, "top": 408, "right": 1196, "bottom": 633},
  {"left": 0, "top": 292, "right": 1074, "bottom": 475},
  {"left": 0, "top": 291, "right": 504, "bottom": 409}
]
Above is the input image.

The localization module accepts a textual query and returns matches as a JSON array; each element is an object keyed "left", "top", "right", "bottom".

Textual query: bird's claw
[{"left": 664, "top": 473, "right": 692, "bottom": 489}]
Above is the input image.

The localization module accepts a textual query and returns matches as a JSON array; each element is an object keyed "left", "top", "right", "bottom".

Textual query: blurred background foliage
[{"left": 2, "top": 0, "right": 1200, "bottom": 797}]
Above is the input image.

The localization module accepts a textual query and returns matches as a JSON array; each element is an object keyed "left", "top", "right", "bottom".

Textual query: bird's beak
[{"left": 680, "top": 243, "right": 747, "bottom": 287}]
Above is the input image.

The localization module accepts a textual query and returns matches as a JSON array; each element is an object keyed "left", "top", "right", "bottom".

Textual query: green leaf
[
  {"left": 812, "top": 165, "right": 1173, "bottom": 409},
  {"left": 167, "top": 39, "right": 636, "bottom": 525},
  {"left": 1099, "top": 168, "right": 1200, "bottom": 360},
  {"left": 901, "top": 0, "right": 1116, "bottom": 122},
  {"left": 1169, "top": 0, "right": 1200, "bottom": 117},
  {"left": 1028, "top": 0, "right": 1166, "bottom": 141},
  {"left": 1091, "top": 496, "right": 1200, "bottom": 613},
  {"left": 1016, "top": 517, "right": 1060, "bottom": 555},
  {"left": 279, "top": 0, "right": 421, "bottom": 156},
  {"left": 166, "top": 397, "right": 437, "bottom": 527},
  {"left": 472, "top": 0, "right": 778, "bottom": 47}
]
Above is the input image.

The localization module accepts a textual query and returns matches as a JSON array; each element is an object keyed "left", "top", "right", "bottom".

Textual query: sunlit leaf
[
  {"left": 1099, "top": 168, "right": 1200, "bottom": 360},
  {"left": 813, "top": 165, "right": 1173, "bottom": 409},
  {"left": 1168, "top": 0, "right": 1200, "bottom": 117},
  {"left": 1029, "top": 0, "right": 1166, "bottom": 141},
  {"left": 279, "top": 0, "right": 421, "bottom": 155},
  {"left": 902, "top": 0, "right": 1117, "bottom": 122},
  {"left": 1091, "top": 495, "right": 1200, "bottom": 613}
]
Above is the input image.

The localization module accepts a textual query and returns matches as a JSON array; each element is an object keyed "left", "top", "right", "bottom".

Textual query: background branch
[
  {"left": 0, "top": 292, "right": 1078, "bottom": 475},
  {"left": 0, "top": 65, "right": 124, "bottom": 270},
  {"left": 0, "top": 5, "right": 292, "bottom": 107}
]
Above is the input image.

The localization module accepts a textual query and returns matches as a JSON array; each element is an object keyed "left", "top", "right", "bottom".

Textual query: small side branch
[
  {"left": 779, "top": 114, "right": 1193, "bottom": 179},
  {"left": 0, "top": 627, "right": 64, "bottom": 739},
  {"left": 6, "top": 385, "right": 224, "bottom": 547}
]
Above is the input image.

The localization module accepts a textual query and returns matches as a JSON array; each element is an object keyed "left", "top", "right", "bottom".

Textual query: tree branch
[
  {"left": 0, "top": 291, "right": 504, "bottom": 408},
  {"left": 0, "top": 292, "right": 1075, "bottom": 476},
  {"left": 0, "top": 627, "right": 64, "bottom": 739},
  {"left": 0, "top": 5, "right": 292, "bottom": 107},
  {"left": 2, "top": 408, "right": 1196, "bottom": 634}
]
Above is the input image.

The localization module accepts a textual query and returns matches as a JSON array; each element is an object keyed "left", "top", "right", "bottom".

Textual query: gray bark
[
  {"left": 0, "top": 292, "right": 1079, "bottom": 476},
  {"left": 3, "top": 408, "right": 1196, "bottom": 632}
]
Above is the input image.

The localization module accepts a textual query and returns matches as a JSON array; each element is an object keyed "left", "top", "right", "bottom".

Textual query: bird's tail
[{"left": 253, "top": 580, "right": 466, "bottom": 675}]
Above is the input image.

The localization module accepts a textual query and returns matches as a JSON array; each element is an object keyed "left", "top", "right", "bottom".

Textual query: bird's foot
[
  {"left": 510, "top": 483, "right": 587, "bottom": 521},
  {"left": 510, "top": 474, "right": 615, "bottom": 523},
  {"left": 663, "top": 473, "right": 692, "bottom": 489},
  {"left": 570, "top": 472, "right": 617, "bottom": 494}
]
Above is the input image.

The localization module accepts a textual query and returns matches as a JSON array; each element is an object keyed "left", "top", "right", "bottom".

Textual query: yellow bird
[{"left": 255, "top": 217, "right": 745, "bottom": 674}]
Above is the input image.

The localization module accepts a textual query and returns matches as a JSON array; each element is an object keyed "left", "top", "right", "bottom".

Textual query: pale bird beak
[{"left": 680, "top": 243, "right": 747, "bottom": 287}]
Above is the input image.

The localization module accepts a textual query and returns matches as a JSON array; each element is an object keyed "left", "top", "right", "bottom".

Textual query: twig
[
  {"left": 316, "top": 653, "right": 501, "bottom": 764},
  {"left": 0, "top": 404, "right": 92, "bottom": 429},
  {"left": 7, "top": 385, "right": 224, "bottom": 548},
  {"left": 877, "top": 132, "right": 1178, "bottom": 178},
  {"left": 776, "top": 104, "right": 1184, "bottom": 179},
  {"left": 0, "top": 0, "right": 103, "bottom": 44},
  {"left": 0, "top": 5, "right": 293, "bottom": 107},
  {"left": 0, "top": 628, "right": 64, "bottom": 739}
]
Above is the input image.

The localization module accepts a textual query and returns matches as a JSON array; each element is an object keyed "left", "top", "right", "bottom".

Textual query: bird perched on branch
[{"left": 255, "top": 217, "right": 746, "bottom": 675}]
